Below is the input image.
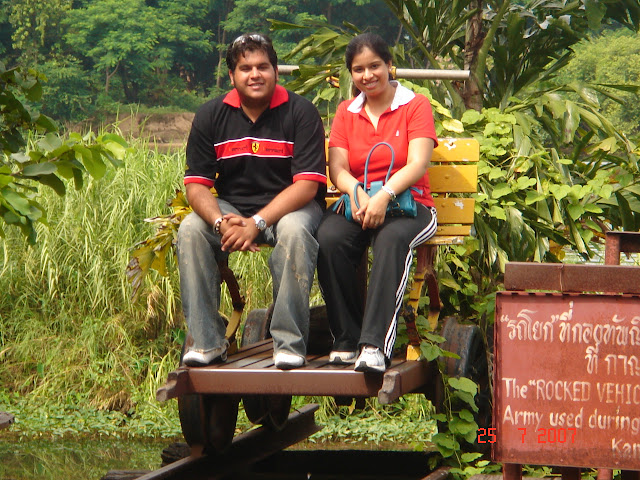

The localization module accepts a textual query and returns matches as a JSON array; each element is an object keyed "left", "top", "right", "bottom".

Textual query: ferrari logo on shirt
[{"left": 251, "top": 141, "right": 260, "bottom": 153}]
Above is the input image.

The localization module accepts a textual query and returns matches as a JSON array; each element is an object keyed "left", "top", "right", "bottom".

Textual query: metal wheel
[
  {"left": 243, "top": 394, "right": 292, "bottom": 431},
  {"left": 207, "top": 395, "right": 239, "bottom": 452},
  {"left": 178, "top": 393, "right": 208, "bottom": 447},
  {"left": 177, "top": 336, "right": 239, "bottom": 452},
  {"left": 241, "top": 307, "right": 293, "bottom": 430},
  {"left": 435, "top": 316, "right": 492, "bottom": 453}
]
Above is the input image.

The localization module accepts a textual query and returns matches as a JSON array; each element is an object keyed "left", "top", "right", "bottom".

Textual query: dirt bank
[{"left": 70, "top": 112, "right": 195, "bottom": 147}]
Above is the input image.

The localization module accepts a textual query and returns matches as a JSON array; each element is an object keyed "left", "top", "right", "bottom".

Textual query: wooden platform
[{"left": 157, "top": 340, "right": 434, "bottom": 405}]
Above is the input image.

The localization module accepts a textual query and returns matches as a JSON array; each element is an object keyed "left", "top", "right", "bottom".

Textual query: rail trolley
[{"left": 155, "top": 131, "right": 491, "bottom": 455}]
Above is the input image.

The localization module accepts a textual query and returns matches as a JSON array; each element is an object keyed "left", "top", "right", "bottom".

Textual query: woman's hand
[
  {"left": 357, "top": 190, "right": 389, "bottom": 230},
  {"left": 350, "top": 186, "right": 367, "bottom": 224}
]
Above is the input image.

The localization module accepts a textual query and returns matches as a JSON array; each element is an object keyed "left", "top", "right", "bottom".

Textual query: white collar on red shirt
[{"left": 347, "top": 80, "right": 415, "bottom": 113}]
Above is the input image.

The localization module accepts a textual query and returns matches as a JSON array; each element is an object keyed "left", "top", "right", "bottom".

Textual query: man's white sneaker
[
  {"left": 183, "top": 343, "right": 228, "bottom": 367},
  {"left": 354, "top": 346, "right": 386, "bottom": 373},
  {"left": 274, "top": 351, "right": 306, "bottom": 370},
  {"left": 328, "top": 350, "right": 357, "bottom": 365}
]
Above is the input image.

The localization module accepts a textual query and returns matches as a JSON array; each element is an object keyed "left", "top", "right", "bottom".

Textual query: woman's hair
[{"left": 345, "top": 33, "right": 393, "bottom": 72}]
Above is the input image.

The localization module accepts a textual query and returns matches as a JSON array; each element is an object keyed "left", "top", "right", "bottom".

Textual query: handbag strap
[
  {"left": 353, "top": 142, "right": 395, "bottom": 209},
  {"left": 363, "top": 141, "right": 394, "bottom": 188}
]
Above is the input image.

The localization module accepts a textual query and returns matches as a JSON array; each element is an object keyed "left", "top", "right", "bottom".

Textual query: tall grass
[
  {"left": 0, "top": 137, "right": 277, "bottom": 434},
  {"left": 0, "top": 135, "right": 432, "bottom": 444}
]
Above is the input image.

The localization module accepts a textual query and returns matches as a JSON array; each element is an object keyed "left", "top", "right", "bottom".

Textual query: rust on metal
[
  {"left": 494, "top": 291, "right": 640, "bottom": 470},
  {"left": 503, "top": 262, "right": 640, "bottom": 295},
  {"left": 156, "top": 340, "right": 433, "bottom": 405},
  {"left": 134, "top": 404, "right": 321, "bottom": 480},
  {"left": 605, "top": 231, "right": 640, "bottom": 266}
]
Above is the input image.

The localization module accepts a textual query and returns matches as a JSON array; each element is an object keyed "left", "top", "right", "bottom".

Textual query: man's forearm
[{"left": 185, "top": 183, "right": 222, "bottom": 226}]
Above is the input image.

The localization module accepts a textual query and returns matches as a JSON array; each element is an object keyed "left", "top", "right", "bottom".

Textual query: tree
[
  {"left": 63, "top": 0, "right": 212, "bottom": 103},
  {"left": 0, "top": 61, "right": 127, "bottom": 243},
  {"left": 558, "top": 28, "right": 640, "bottom": 136},
  {"left": 7, "top": 0, "right": 72, "bottom": 65}
]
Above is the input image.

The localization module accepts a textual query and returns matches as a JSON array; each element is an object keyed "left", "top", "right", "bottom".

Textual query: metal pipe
[{"left": 277, "top": 64, "right": 470, "bottom": 80}]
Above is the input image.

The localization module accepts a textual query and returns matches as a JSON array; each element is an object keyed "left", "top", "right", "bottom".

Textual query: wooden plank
[
  {"left": 424, "top": 234, "right": 467, "bottom": 245},
  {"left": 430, "top": 165, "right": 478, "bottom": 193},
  {"left": 170, "top": 350, "right": 430, "bottom": 399},
  {"left": 504, "top": 262, "right": 640, "bottom": 294},
  {"left": 434, "top": 226, "right": 472, "bottom": 237},
  {"left": 432, "top": 138, "right": 480, "bottom": 163},
  {"left": 433, "top": 197, "right": 475, "bottom": 224}
]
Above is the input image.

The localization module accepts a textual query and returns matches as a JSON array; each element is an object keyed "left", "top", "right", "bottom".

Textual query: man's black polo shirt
[{"left": 184, "top": 85, "right": 327, "bottom": 217}]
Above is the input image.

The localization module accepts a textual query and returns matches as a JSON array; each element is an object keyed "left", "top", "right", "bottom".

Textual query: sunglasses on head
[{"left": 232, "top": 34, "right": 268, "bottom": 47}]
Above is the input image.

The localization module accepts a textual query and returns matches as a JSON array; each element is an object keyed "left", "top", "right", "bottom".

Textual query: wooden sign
[{"left": 493, "top": 291, "right": 640, "bottom": 470}]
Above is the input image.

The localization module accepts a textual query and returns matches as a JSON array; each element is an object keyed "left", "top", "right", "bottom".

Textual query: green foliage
[
  {"left": 8, "top": 0, "right": 72, "bottom": 64},
  {"left": 307, "top": 395, "right": 437, "bottom": 446},
  {"left": 0, "top": 141, "right": 185, "bottom": 439},
  {"left": 558, "top": 28, "right": 640, "bottom": 136},
  {"left": 63, "top": 0, "right": 213, "bottom": 103},
  {"left": 37, "top": 54, "right": 94, "bottom": 122},
  {"left": 0, "top": 61, "right": 128, "bottom": 243}
]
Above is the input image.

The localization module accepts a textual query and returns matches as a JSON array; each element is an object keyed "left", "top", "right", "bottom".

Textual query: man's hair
[{"left": 226, "top": 33, "right": 278, "bottom": 72}]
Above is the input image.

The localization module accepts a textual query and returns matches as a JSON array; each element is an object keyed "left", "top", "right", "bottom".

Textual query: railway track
[{"left": 102, "top": 403, "right": 446, "bottom": 480}]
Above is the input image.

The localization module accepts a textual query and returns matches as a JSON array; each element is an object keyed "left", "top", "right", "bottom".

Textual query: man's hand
[{"left": 220, "top": 213, "right": 261, "bottom": 252}]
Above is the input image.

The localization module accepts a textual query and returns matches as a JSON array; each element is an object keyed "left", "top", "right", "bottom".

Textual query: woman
[{"left": 316, "top": 33, "right": 438, "bottom": 373}]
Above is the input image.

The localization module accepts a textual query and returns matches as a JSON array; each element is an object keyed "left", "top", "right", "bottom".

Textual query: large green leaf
[{"left": 21, "top": 162, "right": 58, "bottom": 177}]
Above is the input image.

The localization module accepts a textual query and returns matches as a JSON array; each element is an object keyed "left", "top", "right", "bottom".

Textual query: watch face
[{"left": 253, "top": 215, "right": 266, "bottom": 231}]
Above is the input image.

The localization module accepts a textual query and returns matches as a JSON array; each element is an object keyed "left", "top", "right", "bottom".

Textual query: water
[
  {"left": 0, "top": 438, "right": 167, "bottom": 480},
  {"left": 0, "top": 438, "right": 435, "bottom": 480}
]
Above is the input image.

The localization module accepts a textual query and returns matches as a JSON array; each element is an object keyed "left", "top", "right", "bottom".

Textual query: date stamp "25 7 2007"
[{"left": 477, "top": 427, "right": 577, "bottom": 444}]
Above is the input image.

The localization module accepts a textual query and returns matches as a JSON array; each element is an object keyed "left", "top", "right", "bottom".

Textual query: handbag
[{"left": 331, "top": 141, "right": 418, "bottom": 221}]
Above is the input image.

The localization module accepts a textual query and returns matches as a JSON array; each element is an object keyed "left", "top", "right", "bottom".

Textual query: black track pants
[{"left": 317, "top": 204, "right": 437, "bottom": 360}]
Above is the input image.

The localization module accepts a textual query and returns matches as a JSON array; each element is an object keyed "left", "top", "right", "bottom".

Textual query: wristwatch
[
  {"left": 213, "top": 217, "right": 223, "bottom": 234},
  {"left": 381, "top": 184, "right": 397, "bottom": 201},
  {"left": 252, "top": 214, "right": 267, "bottom": 232}
]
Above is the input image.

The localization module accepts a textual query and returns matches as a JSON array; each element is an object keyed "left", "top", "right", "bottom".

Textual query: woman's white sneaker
[
  {"left": 354, "top": 346, "right": 386, "bottom": 373},
  {"left": 328, "top": 350, "right": 357, "bottom": 364}
]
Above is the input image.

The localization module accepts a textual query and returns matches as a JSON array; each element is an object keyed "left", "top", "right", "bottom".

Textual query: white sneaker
[
  {"left": 274, "top": 351, "right": 306, "bottom": 370},
  {"left": 329, "top": 350, "right": 357, "bottom": 365},
  {"left": 354, "top": 346, "right": 386, "bottom": 373},
  {"left": 183, "top": 342, "right": 228, "bottom": 367}
]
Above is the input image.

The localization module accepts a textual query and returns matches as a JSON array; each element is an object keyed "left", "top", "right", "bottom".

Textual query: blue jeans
[{"left": 177, "top": 199, "right": 322, "bottom": 357}]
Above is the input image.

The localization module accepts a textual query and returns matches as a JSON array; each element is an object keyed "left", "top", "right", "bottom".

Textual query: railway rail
[{"left": 102, "top": 403, "right": 448, "bottom": 480}]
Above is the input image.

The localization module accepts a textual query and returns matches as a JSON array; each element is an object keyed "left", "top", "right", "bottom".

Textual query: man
[{"left": 178, "top": 33, "right": 326, "bottom": 370}]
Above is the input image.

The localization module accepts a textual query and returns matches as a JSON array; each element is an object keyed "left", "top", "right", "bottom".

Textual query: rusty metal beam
[
  {"left": 605, "top": 231, "right": 640, "bottom": 265},
  {"left": 378, "top": 359, "right": 434, "bottom": 404},
  {"left": 504, "top": 262, "right": 640, "bottom": 294},
  {"left": 133, "top": 404, "right": 321, "bottom": 480}
]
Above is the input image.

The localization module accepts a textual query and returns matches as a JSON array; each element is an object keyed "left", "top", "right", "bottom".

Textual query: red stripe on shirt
[
  {"left": 215, "top": 138, "right": 294, "bottom": 159},
  {"left": 294, "top": 172, "right": 327, "bottom": 184},
  {"left": 184, "top": 176, "right": 215, "bottom": 187}
]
